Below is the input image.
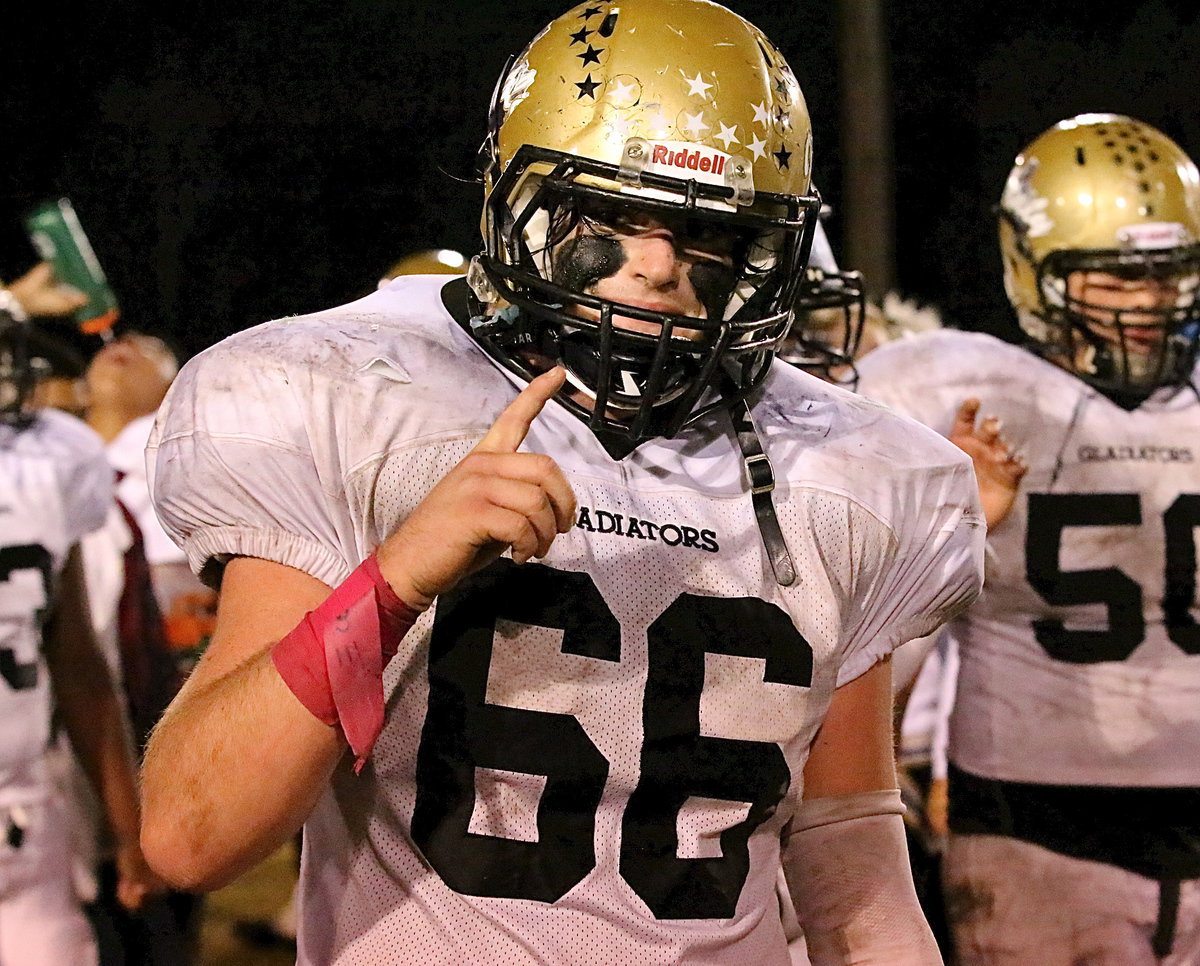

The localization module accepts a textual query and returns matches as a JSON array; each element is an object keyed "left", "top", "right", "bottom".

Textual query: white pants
[
  {"left": 944, "top": 834, "right": 1200, "bottom": 966},
  {"left": 0, "top": 798, "right": 98, "bottom": 966}
]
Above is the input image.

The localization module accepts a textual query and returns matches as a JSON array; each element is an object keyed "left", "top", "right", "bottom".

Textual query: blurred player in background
[
  {"left": 0, "top": 275, "right": 153, "bottom": 965},
  {"left": 856, "top": 114, "right": 1200, "bottom": 965},
  {"left": 77, "top": 331, "right": 205, "bottom": 965}
]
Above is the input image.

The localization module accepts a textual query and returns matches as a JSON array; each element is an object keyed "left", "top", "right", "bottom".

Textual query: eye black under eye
[{"left": 689, "top": 260, "right": 739, "bottom": 318}]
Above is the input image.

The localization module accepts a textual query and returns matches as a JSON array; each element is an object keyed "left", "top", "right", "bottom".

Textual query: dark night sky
[{"left": 3, "top": 0, "right": 1199, "bottom": 360}]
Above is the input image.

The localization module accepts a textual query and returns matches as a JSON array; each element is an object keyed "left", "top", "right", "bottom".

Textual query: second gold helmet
[{"left": 998, "top": 114, "right": 1200, "bottom": 398}]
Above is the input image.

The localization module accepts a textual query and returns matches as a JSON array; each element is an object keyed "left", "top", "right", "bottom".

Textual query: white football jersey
[
  {"left": 858, "top": 328, "right": 1200, "bottom": 788},
  {"left": 150, "top": 276, "right": 983, "bottom": 965},
  {"left": 107, "top": 413, "right": 182, "bottom": 566},
  {"left": 0, "top": 410, "right": 112, "bottom": 806}
]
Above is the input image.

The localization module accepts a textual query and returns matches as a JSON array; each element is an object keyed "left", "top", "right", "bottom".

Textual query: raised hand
[
  {"left": 375, "top": 367, "right": 577, "bottom": 610},
  {"left": 6, "top": 262, "right": 86, "bottom": 318},
  {"left": 950, "top": 398, "right": 1028, "bottom": 531}
]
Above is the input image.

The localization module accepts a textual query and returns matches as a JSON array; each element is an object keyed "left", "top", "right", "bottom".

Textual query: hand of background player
[
  {"left": 6, "top": 262, "right": 87, "bottom": 318},
  {"left": 950, "top": 398, "right": 1027, "bottom": 531},
  {"left": 375, "top": 367, "right": 576, "bottom": 610},
  {"left": 925, "top": 776, "right": 949, "bottom": 839},
  {"left": 115, "top": 838, "right": 166, "bottom": 911}
]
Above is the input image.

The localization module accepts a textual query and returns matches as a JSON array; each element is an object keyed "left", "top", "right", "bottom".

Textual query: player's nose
[{"left": 625, "top": 231, "right": 683, "bottom": 289}]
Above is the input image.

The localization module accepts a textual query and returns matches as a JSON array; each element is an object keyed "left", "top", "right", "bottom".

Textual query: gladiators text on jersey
[
  {"left": 574, "top": 504, "right": 720, "bottom": 552},
  {"left": 1077, "top": 444, "right": 1194, "bottom": 463}
]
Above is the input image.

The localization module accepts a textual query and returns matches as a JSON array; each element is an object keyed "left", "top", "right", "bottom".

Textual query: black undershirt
[{"left": 949, "top": 762, "right": 1200, "bottom": 880}]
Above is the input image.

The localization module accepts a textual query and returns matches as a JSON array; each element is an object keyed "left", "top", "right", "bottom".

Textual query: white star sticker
[
  {"left": 643, "top": 104, "right": 672, "bottom": 136},
  {"left": 752, "top": 101, "right": 771, "bottom": 128},
  {"left": 714, "top": 122, "right": 739, "bottom": 149},
  {"left": 681, "top": 111, "right": 709, "bottom": 136},
  {"left": 681, "top": 70, "right": 713, "bottom": 98},
  {"left": 609, "top": 115, "right": 635, "bottom": 140},
  {"left": 747, "top": 135, "right": 768, "bottom": 160},
  {"left": 609, "top": 77, "right": 639, "bottom": 107}
]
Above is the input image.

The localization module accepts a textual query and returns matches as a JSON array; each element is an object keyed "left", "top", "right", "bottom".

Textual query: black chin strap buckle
[{"left": 733, "top": 400, "right": 795, "bottom": 586}]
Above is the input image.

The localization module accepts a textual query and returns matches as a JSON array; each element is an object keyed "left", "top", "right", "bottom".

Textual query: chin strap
[{"left": 733, "top": 399, "right": 795, "bottom": 586}]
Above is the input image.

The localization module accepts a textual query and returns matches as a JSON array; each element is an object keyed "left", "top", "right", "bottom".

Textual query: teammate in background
[
  {"left": 856, "top": 114, "right": 1200, "bottom": 965},
  {"left": 778, "top": 218, "right": 871, "bottom": 388},
  {"left": 27, "top": 328, "right": 90, "bottom": 418},
  {"left": 83, "top": 332, "right": 217, "bottom": 665},
  {"left": 781, "top": 221, "right": 944, "bottom": 390},
  {"left": 75, "top": 331, "right": 206, "bottom": 966},
  {"left": 141, "top": 3, "right": 985, "bottom": 964},
  {"left": 0, "top": 281, "right": 153, "bottom": 964}
]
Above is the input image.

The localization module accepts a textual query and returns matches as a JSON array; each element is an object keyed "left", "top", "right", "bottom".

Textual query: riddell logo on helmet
[
  {"left": 649, "top": 144, "right": 727, "bottom": 176},
  {"left": 1117, "top": 222, "right": 1190, "bottom": 250},
  {"left": 643, "top": 141, "right": 732, "bottom": 186}
]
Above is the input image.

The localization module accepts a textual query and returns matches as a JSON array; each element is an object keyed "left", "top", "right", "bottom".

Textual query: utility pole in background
[{"left": 836, "top": 0, "right": 895, "bottom": 298}]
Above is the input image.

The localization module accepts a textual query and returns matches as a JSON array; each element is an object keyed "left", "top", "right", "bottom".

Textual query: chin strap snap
[{"left": 733, "top": 400, "right": 795, "bottom": 586}]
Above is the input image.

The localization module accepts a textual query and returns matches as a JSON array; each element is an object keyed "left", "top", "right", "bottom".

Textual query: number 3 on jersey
[
  {"left": 0, "top": 545, "right": 53, "bottom": 691},
  {"left": 1026, "top": 493, "right": 1200, "bottom": 662},
  {"left": 413, "top": 559, "right": 813, "bottom": 919}
]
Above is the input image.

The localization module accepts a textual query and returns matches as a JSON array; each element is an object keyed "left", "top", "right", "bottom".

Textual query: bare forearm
[
  {"left": 141, "top": 643, "right": 343, "bottom": 890},
  {"left": 56, "top": 662, "right": 142, "bottom": 849}
]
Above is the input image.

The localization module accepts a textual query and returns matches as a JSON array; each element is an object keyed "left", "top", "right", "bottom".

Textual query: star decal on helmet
[
  {"left": 681, "top": 70, "right": 713, "bottom": 98},
  {"left": 607, "top": 76, "right": 640, "bottom": 108},
  {"left": 714, "top": 122, "right": 739, "bottom": 149},
  {"left": 752, "top": 101, "right": 771, "bottom": 128},
  {"left": 577, "top": 44, "right": 603, "bottom": 66},
  {"left": 746, "top": 135, "right": 768, "bottom": 160},
  {"left": 575, "top": 74, "right": 601, "bottom": 99},
  {"left": 608, "top": 114, "right": 635, "bottom": 139},
  {"left": 569, "top": 27, "right": 592, "bottom": 46},
  {"left": 680, "top": 111, "right": 709, "bottom": 136},
  {"left": 773, "top": 145, "right": 792, "bottom": 169},
  {"left": 642, "top": 104, "right": 673, "bottom": 137},
  {"left": 774, "top": 106, "right": 791, "bottom": 131},
  {"left": 578, "top": 6, "right": 602, "bottom": 19},
  {"left": 773, "top": 74, "right": 789, "bottom": 97}
]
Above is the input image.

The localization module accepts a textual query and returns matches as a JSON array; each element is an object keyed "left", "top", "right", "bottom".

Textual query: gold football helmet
[
  {"left": 998, "top": 114, "right": 1200, "bottom": 398},
  {"left": 470, "top": 0, "right": 821, "bottom": 448}
]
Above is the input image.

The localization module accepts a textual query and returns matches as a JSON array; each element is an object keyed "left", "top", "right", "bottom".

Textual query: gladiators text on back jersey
[
  {"left": 857, "top": 328, "right": 1200, "bottom": 789},
  {"left": 150, "top": 275, "right": 983, "bottom": 965}
]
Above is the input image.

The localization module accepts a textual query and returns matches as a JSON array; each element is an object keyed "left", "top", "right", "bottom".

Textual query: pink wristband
[{"left": 272, "top": 555, "right": 420, "bottom": 772}]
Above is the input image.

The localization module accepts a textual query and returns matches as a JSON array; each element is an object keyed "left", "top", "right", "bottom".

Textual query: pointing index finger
[
  {"left": 475, "top": 366, "right": 567, "bottom": 454},
  {"left": 951, "top": 398, "right": 981, "bottom": 436}
]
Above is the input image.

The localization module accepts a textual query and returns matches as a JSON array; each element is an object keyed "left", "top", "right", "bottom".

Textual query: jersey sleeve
[
  {"left": 38, "top": 409, "right": 114, "bottom": 545},
  {"left": 147, "top": 335, "right": 355, "bottom": 588},
  {"left": 855, "top": 338, "right": 956, "bottom": 434},
  {"left": 837, "top": 447, "right": 985, "bottom": 686}
]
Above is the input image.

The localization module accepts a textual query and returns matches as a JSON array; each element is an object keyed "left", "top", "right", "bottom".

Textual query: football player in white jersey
[
  {"left": 856, "top": 114, "right": 1200, "bottom": 965},
  {"left": 139, "top": 3, "right": 984, "bottom": 963},
  {"left": 0, "top": 287, "right": 153, "bottom": 963}
]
